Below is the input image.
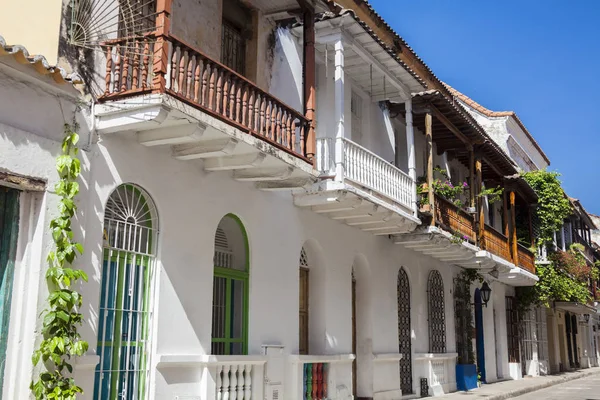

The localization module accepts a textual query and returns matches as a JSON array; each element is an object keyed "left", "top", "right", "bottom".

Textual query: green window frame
[
  {"left": 94, "top": 184, "right": 157, "bottom": 400},
  {"left": 0, "top": 187, "right": 20, "bottom": 399},
  {"left": 211, "top": 214, "right": 249, "bottom": 355}
]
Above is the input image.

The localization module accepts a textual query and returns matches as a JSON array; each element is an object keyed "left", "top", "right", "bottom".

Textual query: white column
[
  {"left": 561, "top": 224, "right": 566, "bottom": 251},
  {"left": 334, "top": 36, "right": 345, "bottom": 182},
  {"left": 405, "top": 98, "right": 417, "bottom": 214}
]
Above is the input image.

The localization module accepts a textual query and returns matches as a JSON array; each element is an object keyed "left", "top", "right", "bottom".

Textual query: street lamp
[
  {"left": 584, "top": 314, "right": 590, "bottom": 323},
  {"left": 480, "top": 282, "right": 492, "bottom": 306}
]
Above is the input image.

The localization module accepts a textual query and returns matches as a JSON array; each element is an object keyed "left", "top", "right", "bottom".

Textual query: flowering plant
[{"left": 418, "top": 166, "right": 469, "bottom": 208}]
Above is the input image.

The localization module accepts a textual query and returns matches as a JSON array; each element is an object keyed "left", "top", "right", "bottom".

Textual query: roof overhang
[
  {"left": 404, "top": 90, "right": 519, "bottom": 179},
  {"left": 555, "top": 301, "right": 597, "bottom": 315},
  {"left": 293, "top": 10, "right": 425, "bottom": 102}
]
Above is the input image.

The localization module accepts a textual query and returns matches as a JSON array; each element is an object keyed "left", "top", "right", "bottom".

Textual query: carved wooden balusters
[
  {"left": 101, "top": 37, "right": 309, "bottom": 157},
  {"left": 303, "top": 363, "right": 327, "bottom": 400}
]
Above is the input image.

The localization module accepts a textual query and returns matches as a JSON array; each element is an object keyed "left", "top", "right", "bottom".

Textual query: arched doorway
[
  {"left": 397, "top": 268, "right": 412, "bottom": 394},
  {"left": 211, "top": 214, "right": 249, "bottom": 355}
]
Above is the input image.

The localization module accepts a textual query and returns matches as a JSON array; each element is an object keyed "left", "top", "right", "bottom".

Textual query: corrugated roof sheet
[{"left": 0, "top": 35, "right": 81, "bottom": 86}]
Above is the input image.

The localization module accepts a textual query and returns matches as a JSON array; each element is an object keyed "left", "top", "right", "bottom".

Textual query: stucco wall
[{"left": 0, "top": 0, "right": 63, "bottom": 64}]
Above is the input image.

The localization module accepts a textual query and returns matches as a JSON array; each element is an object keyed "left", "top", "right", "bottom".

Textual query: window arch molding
[
  {"left": 95, "top": 183, "right": 159, "bottom": 400},
  {"left": 211, "top": 213, "right": 250, "bottom": 355},
  {"left": 427, "top": 269, "right": 446, "bottom": 354}
]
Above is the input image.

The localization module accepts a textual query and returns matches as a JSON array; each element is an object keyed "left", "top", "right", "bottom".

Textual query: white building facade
[{"left": 0, "top": 1, "right": 546, "bottom": 400}]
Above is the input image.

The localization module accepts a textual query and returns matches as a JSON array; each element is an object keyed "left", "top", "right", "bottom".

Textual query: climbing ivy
[
  {"left": 522, "top": 170, "right": 572, "bottom": 246},
  {"left": 517, "top": 244, "right": 594, "bottom": 314},
  {"left": 31, "top": 123, "right": 88, "bottom": 399}
]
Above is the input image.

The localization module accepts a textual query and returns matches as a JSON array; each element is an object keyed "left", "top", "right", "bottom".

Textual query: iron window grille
[
  {"left": 397, "top": 268, "right": 413, "bottom": 394},
  {"left": 221, "top": 20, "right": 246, "bottom": 75},
  {"left": 428, "top": 270, "right": 446, "bottom": 354}
]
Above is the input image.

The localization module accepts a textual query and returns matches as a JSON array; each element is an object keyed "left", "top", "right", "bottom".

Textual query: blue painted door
[
  {"left": 474, "top": 289, "right": 486, "bottom": 383},
  {"left": 0, "top": 188, "right": 20, "bottom": 399}
]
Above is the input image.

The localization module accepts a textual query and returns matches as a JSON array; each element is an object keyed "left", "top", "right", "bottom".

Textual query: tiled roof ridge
[
  {"left": 0, "top": 35, "right": 82, "bottom": 86},
  {"left": 443, "top": 82, "right": 551, "bottom": 165}
]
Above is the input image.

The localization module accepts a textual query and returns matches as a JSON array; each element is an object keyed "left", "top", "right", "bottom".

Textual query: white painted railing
[
  {"left": 216, "top": 363, "right": 255, "bottom": 400},
  {"left": 316, "top": 137, "right": 415, "bottom": 211},
  {"left": 156, "top": 354, "right": 266, "bottom": 400},
  {"left": 414, "top": 353, "right": 458, "bottom": 395}
]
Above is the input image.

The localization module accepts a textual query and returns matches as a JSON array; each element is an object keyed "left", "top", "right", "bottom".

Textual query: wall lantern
[
  {"left": 584, "top": 314, "right": 590, "bottom": 323},
  {"left": 480, "top": 282, "right": 492, "bottom": 306}
]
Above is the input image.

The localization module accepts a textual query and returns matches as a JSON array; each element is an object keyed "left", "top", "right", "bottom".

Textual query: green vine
[
  {"left": 522, "top": 170, "right": 572, "bottom": 246},
  {"left": 31, "top": 123, "right": 89, "bottom": 399},
  {"left": 454, "top": 269, "right": 483, "bottom": 364},
  {"left": 478, "top": 186, "right": 503, "bottom": 204},
  {"left": 517, "top": 244, "right": 594, "bottom": 314}
]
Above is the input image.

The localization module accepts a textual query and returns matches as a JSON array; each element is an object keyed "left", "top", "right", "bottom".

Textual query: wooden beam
[
  {"left": 476, "top": 153, "right": 484, "bottom": 245},
  {"left": 469, "top": 148, "right": 475, "bottom": 208},
  {"left": 430, "top": 105, "right": 473, "bottom": 149},
  {"left": 303, "top": 6, "right": 316, "bottom": 163},
  {"left": 482, "top": 156, "right": 507, "bottom": 179},
  {"left": 426, "top": 111, "right": 435, "bottom": 226},
  {"left": 0, "top": 171, "right": 46, "bottom": 191},
  {"left": 510, "top": 191, "right": 519, "bottom": 266}
]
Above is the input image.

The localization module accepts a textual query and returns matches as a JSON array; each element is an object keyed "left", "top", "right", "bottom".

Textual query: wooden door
[
  {"left": 299, "top": 267, "right": 309, "bottom": 355},
  {"left": 0, "top": 187, "right": 20, "bottom": 398}
]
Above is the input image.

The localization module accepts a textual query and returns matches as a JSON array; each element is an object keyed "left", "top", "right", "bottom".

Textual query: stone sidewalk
[{"left": 437, "top": 367, "right": 600, "bottom": 400}]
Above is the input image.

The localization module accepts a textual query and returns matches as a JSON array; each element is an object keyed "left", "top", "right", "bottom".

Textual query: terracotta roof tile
[
  {"left": 0, "top": 35, "right": 81, "bottom": 86},
  {"left": 443, "top": 83, "right": 550, "bottom": 166}
]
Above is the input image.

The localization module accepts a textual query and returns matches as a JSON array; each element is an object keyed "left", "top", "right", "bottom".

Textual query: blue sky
[{"left": 368, "top": 0, "right": 600, "bottom": 215}]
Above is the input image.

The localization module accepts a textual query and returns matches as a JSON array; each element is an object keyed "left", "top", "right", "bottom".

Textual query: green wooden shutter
[{"left": 0, "top": 187, "right": 20, "bottom": 397}]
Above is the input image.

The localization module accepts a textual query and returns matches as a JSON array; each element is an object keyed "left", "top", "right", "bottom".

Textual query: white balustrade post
[
  {"left": 244, "top": 364, "right": 252, "bottom": 400},
  {"left": 230, "top": 364, "right": 238, "bottom": 400},
  {"left": 216, "top": 366, "right": 224, "bottom": 400},
  {"left": 222, "top": 365, "right": 231, "bottom": 400},
  {"left": 334, "top": 36, "right": 345, "bottom": 182},
  {"left": 405, "top": 99, "right": 417, "bottom": 215},
  {"left": 237, "top": 365, "right": 245, "bottom": 400}
]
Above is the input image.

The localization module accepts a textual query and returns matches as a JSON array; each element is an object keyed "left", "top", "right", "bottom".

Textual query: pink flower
[{"left": 463, "top": 182, "right": 469, "bottom": 188}]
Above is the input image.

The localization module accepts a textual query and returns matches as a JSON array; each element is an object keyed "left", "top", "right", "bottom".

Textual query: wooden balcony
[
  {"left": 96, "top": 35, "right": 316, "bottom": 190},
  {"left": 517, "top": 244, "right": 536, "bottom": 274},
  {"left": 481, "top": 225, "right": 511, "bottom": 261},
  {"left": 574, "top": 232, "right": 595, "bottom": 262},
  {"left": 433, "top": 195, "right": 476, "bottom": 243},
  {"left": 100, "top": 35, "right": 309, "bottom": 160}
]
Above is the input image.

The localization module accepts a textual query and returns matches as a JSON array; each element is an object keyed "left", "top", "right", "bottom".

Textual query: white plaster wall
[{"left": 0, "top": 65, "right": 89, "bottom": 399}]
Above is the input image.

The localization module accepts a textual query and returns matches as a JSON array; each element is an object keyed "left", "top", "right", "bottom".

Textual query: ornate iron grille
[
  {"left": 428, "top": 270, "right": 446, "bottom": 353},
  {"left": 221, "top": 20, "right": 246, "bottom": 75},
  {"left": 454, "top": 278, "right": 470, "bottom": 364},
  {"left": 506, "top": 296, "right": 520, "bottom": 363},
  {"left": 397, "top": 268, "right": 413, "bottom": 394}
]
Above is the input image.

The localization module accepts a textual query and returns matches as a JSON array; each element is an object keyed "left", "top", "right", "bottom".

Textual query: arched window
[
  {"left": 428, "top": 270, "right": 446, "bottom": 353},
  {"left": 397, "top": 268, "right": 413, "bottom": 394},
  {"left": 299, "top": 247, "right": 309, "bottom": 355},
  {"left": 95, "top": 184, "right": 158, "bottom": 400},
  {"left": 212, "top": 214, "right": 249, "bottom": 355}
]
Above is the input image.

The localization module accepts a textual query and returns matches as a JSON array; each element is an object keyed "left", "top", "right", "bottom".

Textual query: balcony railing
[
  {"left": 434, "top": 195, "right": 476, "bottom": 242},
  {"left": 574, "top": 232, "right": 595, "bottom": 261},
  {"left": 482, "top": 225, "right": 511, "bottom": 261},
  {"left": 517, "top": 244, "right": 536, "bottom": 274},
  {"left": 316, "top": 137, "right": 415, "bottom": 212},
  {"left": 101, "top": 35, "right": 310, "bottom": 160}
]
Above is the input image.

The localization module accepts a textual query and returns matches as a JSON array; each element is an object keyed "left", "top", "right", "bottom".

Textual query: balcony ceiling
[
  {"left": 95, "top": 93, "right": 317, "bottom": 190},
  {"left": 399, "top": 91, "right": 519, "bottom": 180}
]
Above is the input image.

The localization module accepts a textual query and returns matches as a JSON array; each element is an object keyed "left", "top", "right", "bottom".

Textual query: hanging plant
[
  {"left": 478, "top": 186, "right": 503, "bottom": 204},
  {"left": 454, "top": 269, "right": 483, "bottom": 365},
  {"left": 30, "top": 123, "right": 88, "bottom": 399},
  {"left": 418, "top": 166, "right": 469, "bottom": 208}
]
